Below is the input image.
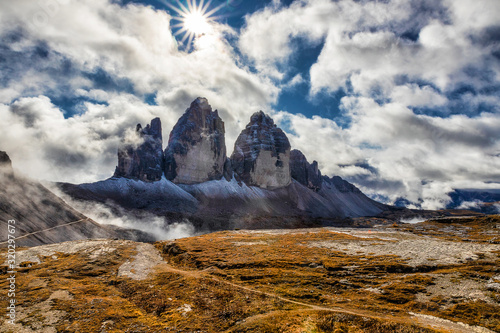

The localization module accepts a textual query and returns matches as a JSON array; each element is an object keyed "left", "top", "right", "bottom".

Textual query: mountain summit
[
  {"left": 231, "top": 111, "right": 291, "bottom": 189},
  {"left": 114, "top": 117, "right": 164, "bottom": 181},
  {"left": 63, "top": 98, "right": 386, "bottom": 231},
  {"left": 164, "top": 97, "right": 226, "bottom": 184}
]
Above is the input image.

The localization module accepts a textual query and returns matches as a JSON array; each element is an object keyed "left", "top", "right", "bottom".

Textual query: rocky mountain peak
[
  {"left": 0, "top": 151, "right": 14, "bottom": 178},
  {"left": 248, "top": 110, "right": 275, "bottom": 128},
  {"left": 114, "top": 118, "right": 164, "bottom": 182},
  {"left": 164, "top": 97, "right": 226, "bottom": 184},
  {"left": 142, "top": 117, "right": 162, "bottom": 141},
  {"left": 192, "top": 96, "right": 211, "bottom": 109},
  {"left": 231, "top": 111, "right": 291, "bottom": 189},
  {"left": 290, "top": 149, "right": 322, "bottom": 191},
  {"left": 0, "top": 151, "right": 12, "bottom": 167}
]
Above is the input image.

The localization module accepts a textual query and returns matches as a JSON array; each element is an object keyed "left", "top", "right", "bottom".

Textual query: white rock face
[
  {"left": 164, "top": 98, "right": 226, "bottom": 184},
  {"left": 231, "top": 111, "right": 291, "bottom": 189},
  {"left": 251, "top": 150, "right": 291, "bottom": 189},
  {"left": 172, "top": 134, "right": 225, "bottom": 184}
]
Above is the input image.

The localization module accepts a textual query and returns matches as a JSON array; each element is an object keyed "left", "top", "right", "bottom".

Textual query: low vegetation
[{"left": 1, "top": 215, "right": 499, "bottom": 332}]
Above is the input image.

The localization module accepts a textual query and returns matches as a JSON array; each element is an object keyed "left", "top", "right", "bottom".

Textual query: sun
[
  {"left": 167, "top": 0, "right": 224, "bottom": 51},
  {"left": 184, "top": 11, "right": 210, "bottom": 35}
]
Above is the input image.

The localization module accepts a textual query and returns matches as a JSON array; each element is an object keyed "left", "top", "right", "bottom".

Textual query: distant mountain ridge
[
  {"left": 446, "top": 189, "right": 500, "bottom": 214},
  {"left": 392, "top": 189, "right": 500, "bottom": 214},
  {"left": 61, "top": 98, "right": 386, "bottom": 230}
]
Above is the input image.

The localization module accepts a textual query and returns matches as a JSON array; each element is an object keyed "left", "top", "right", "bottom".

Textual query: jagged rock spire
[
  {"left": 164, "top": 97, "right": 226, "bottom": 184},
  {"left": 231, "top": 111, "right": 291, "bottom": 189},
  {"left": 290, "top": 149, "right": 322, "bottom": 191},
  {"left": 114, "top": 117, "right": 164, "bottom": 182}
]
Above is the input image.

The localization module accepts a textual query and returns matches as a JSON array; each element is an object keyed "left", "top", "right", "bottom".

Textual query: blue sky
[{"left": 0, "top": 0, "right": 500, "bottom": 209}]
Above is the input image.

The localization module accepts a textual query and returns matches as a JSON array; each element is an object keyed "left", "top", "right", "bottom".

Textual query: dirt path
[
  {"left": 154, "top": 262, "right": 494, "bottom": 333},
  {"left": 0, "top": 218, "right": 91, "bottom": 245}
]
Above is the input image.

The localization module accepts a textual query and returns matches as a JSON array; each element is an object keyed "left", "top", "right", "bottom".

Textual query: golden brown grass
[{"left": 1, "top": 216, "right": 499, "bottom": 332}]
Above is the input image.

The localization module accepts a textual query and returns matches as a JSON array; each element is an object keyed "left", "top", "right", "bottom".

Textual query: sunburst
[{"left": 166, "top": 0, "right": 225, "bottom": 51}]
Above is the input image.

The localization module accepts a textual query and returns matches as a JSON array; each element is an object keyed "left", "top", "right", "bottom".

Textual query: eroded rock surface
[
  {"left": 118, "top": 242, "right": 164, "bottom": 280},
  {"left": 164, "top": 97, "right": 226, "bottom": 184},
  {"left": 114, "top": 117, "right": 164, "bottom": 182},
  {"left": 290, "top": 149, "right": 322, "bottom": 191},
  {"left": 231, "top": 111, "right": 291, "bottom": 189}
]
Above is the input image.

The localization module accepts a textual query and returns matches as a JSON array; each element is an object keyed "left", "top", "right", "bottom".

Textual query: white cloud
[
  {"left": 0, "top": 0, "right": 279, "bottom": 182},
  {"left": 240, "top": 0, "right": 500, "bottom": 209},
  {"left": 272, "top": 111, "right": 364, "bottom": 175},
  {"left": 1, "top": 0, "right": 500, "bottom": 211},
  {"left": 0, "top": 94, "right": 166, "bottom": 182},
  {"left": 390, "top": 84, "right": 447, "bottom": 108},
  {"left": 274, "top": 94, "right": 500, "bottom": 209},
  {"left": 239, "top": 0, "right": 495, "bottom": 98}
]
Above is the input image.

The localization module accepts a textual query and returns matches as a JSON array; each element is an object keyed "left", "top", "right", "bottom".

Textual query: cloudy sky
[{"left": 1, "top": 0, "right": 499, "bottom": 209}]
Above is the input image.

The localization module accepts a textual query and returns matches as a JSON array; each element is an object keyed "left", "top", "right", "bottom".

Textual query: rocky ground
[{"left": 1, "top": 215, "right": 499, "bottom": 332}]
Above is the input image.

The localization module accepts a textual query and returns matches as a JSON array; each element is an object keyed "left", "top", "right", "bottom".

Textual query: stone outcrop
[
  {"left": 0, "top": 151, "right": 12, "bottom": 170},
  {"left": 104, "top": 99, "right": 385, "bottom": 220},
  {"left": 290, "top": 149, "right": 322, "bottom": 191},
  {"left": 164, "top": 97, "right": 226, "bottom": 184},
  {"left": 0, "top": 151, "right": 14, "bottom": 179},
  {"left": 114, "top": 118, "right": 164, "bottom": 182},
  {"left": 231, "top": 111, "right": 291, "bottom": 189}
]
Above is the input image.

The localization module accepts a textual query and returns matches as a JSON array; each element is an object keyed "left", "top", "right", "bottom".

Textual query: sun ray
[
  {"left": 205, "top": 2, "right": 225, "bottom": 18},
  {"left": 176, "top": 0, "right": 190, "bottom": 15},
  {"left": 201, "top": 0, "right": 212, "bottom": 14},
  {"left": 180, "top": 31, "right": 191, "bottom": 44},
  {"left": 166, "top": 0, "right": 224, "bottom": 51},
  {"left": 186, "top": 0, "right": 194, "bottom": 13},
  {"left": 186, "top": 33, "right": 195, "bottom": 51},
  {"left": 174, "top": 27, "right": 188, "bottom": 36}
]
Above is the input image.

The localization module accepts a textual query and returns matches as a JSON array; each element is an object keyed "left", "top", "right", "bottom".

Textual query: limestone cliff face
[
  {"left": 231, "top": 111, "right": 291, "bottom": 189},
  {"left": 114, "top": 118, "right": 164, "bottom": 182},
  {"left": 290, "top": 149, "right": 322, "bottom": 192},
  {"left": 164, "top": 97, "right": 226, "bottom": 184}
]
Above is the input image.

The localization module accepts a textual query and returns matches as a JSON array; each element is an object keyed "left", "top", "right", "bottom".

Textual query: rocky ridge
[
  {"left": 112, "top": 98, "right": 369, "bottom": 198},
  {"left": 59, "top": 98, "right": 387, "bottom": 226},
  {"left": 0, "top": 151, "right": 154, "bottom": 247},
  {"left": 0, "top": 150, "right": 14, "bottom": 180},
  {"left": 0, "top": 151, "right": 12, "bottom": 169},
  {"left": 290, "top": 149, "right": 322, "bottom": 191}
]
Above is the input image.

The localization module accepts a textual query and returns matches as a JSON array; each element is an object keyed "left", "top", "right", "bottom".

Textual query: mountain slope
[
  {"left": 0, "top": 151, "right": 154, "bottom": 247},
  {"left": 61, "top": 174, "right": 385, "bottom": 230}
]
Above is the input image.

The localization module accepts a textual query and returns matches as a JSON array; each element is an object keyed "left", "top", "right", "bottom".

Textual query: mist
[
  {"left": 47, "top": 183, "right": 198, "bottom": 241},
  {"left": 399, "top": 216, "right": 428, "bottom": 224}
]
